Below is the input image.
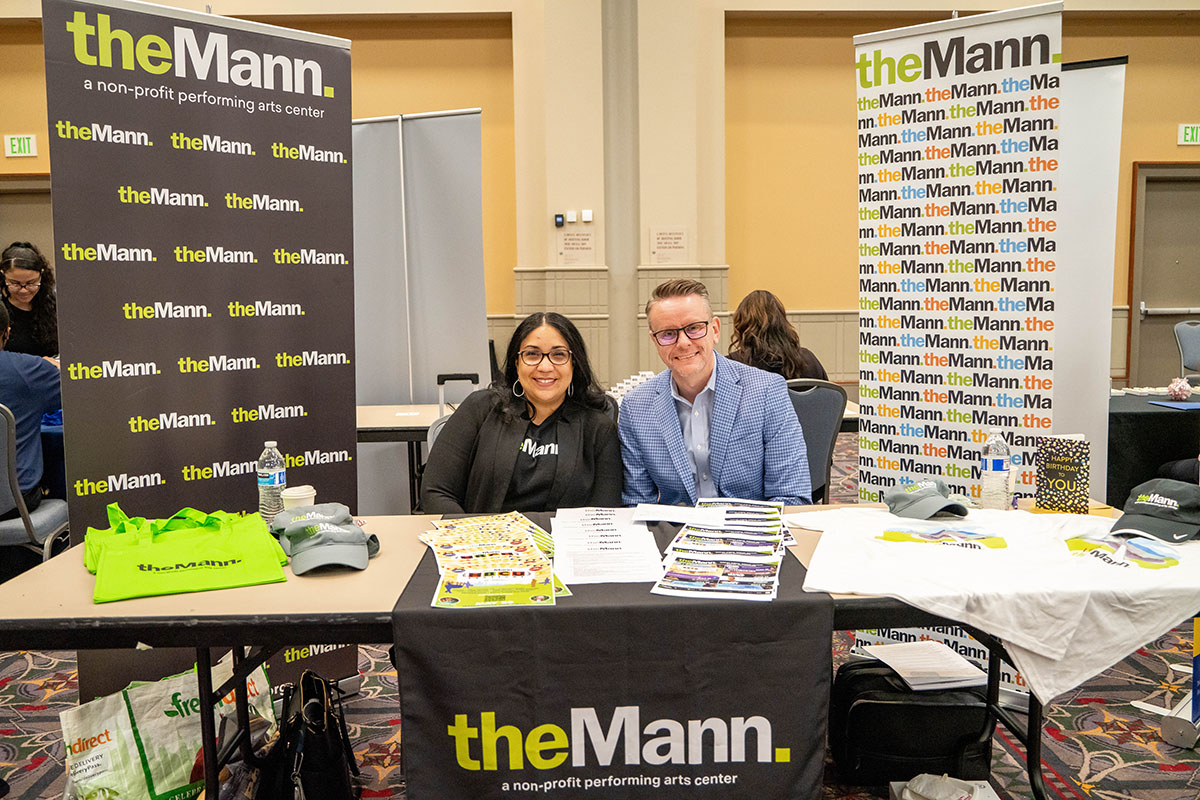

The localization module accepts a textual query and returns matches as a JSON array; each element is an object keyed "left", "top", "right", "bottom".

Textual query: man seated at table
[
  {"left": 0, "top": 303, "right": 61, "bottom": 519},
  {"left": 618, "top": 278, "right": 811, "bottom": 506}
]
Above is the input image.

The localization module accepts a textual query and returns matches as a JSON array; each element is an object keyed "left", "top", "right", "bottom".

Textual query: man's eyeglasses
[
  {"left": 519, "top": 348, "right": 572, "bottom": 366},
  {"left": 650, "top": 320, "right": 710, "bottom": 347},
  {"left": 4, "top": 280, "right": 40, "bottom": 292}
]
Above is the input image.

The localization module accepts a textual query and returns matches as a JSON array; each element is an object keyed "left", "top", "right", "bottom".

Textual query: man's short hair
[{"left": 645, "top": 278, "right": 712, "bottom": 318}]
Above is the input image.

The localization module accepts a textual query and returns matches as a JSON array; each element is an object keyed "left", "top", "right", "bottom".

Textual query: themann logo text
[
  {"left": 1135, "top": 492, "right": 1180, "bottom": 511},
  {"left": 447, "top": 706, "right": 789, "bottom": 771},
  {"left": 65, "top": 11, "right": 336, "bottom": 98},
  {"left": 139, "top": 559, "right": 242, "bottom": 573},
  {"left": 856, "top": 34, "right": 1053, "bottom": 88}
]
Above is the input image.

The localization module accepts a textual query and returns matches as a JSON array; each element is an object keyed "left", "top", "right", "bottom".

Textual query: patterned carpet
[{"left": 2, "top": 432, "right": 1198, "bottom": 798}]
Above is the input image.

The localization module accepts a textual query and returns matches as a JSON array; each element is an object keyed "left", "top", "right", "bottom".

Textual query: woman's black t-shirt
[
  {"left": 3, "top": 299, "right": 57, "bottom": 357},
  {"left": 504, "top": 408, "right": 561, "bottom": 511}
]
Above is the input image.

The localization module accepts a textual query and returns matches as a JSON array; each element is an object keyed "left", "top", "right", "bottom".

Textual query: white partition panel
[
  {"left": 401, "top": 111, "right": 491, "bottom": 406},
  {"left": 352, "top": 111, "right": 489, "bottom": 514},
  {"left": 1057, "top": 60, "right": 1126, "bottom": 502},
  {"left": 353, "top": 117, "right": 412, "bottom": 404}
]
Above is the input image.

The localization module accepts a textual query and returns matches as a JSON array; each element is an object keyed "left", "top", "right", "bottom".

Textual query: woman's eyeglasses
[
  {"left": 519, "top": 348, "right": 572, "bottom": 366},
  {"left": 650, "top": 320, "right": 710, "bottom": 346},
  {"left": 4, "top": 280, "right": 40, "bottom": 292}
]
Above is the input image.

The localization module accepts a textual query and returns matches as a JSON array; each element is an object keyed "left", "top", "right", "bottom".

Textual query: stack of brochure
[
  {"left": 860, "top": 640, "right": 988, "bottom": 691},
  {"left": 551, "top": 507, "right": 663, "bottom": 585},
  {"left": 652, "top": 499, "right": 789, "bottom": 602},
  {"left": 421, "top": 512, "right": 569, "bottom": 609}
]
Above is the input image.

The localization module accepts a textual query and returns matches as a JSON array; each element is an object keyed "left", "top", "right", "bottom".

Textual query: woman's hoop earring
[
  {"left": 567, "top": 383, "right": 574, "bottom": 397},
  {"left": 512, "top": 381, "right": 525, "bottom": 398}
]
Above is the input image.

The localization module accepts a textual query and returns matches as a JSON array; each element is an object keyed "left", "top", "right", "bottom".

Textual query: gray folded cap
[
  {"left": 271, "top": 503, "right": 353, "bottom": 538},
  {"left": 884, "top": 479, "right": 969, "bottom": 520},
  {"left": 273, "top": 511, "right": 381, "bottom": 574}
]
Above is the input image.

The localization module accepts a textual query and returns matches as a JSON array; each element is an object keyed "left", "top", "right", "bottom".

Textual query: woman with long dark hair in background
[
  {"left": 2, "top": 242, "right": 59, "bottom": 357},
  {"left": 727, "top": 289, "right": 827, "bottom": 380}
]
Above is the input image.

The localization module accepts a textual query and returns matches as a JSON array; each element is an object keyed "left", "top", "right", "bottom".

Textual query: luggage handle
[{"left": 436, "top": 373, "right": 480, "bottom": 416}]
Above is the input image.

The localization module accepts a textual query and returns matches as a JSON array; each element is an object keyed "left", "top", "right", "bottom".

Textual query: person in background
[
  {"left": 619, "top": 278, "right": 810, "bottom": 506},
  {"left": 421, "top": 311, "right": 622, "bottom": 513},
  {"left": 1158, "top": 456, "right": 1200, "bottom": 484},
  {"left": 2, "top": 242, "right": 59, "bottom": 357},
  {"left": 726, "top": 289, "right": 828, "bottom": 381},
  {"left": 0, "top": 303, "right": 61, "bottom": 519}
]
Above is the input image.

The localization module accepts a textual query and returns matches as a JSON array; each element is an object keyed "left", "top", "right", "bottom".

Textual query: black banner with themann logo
[
  {"left": 42, "top": 0, "right": 356, "bottom": 528},
  {"left": 392, "top": 542, "right": 834, "bottom": 800}
]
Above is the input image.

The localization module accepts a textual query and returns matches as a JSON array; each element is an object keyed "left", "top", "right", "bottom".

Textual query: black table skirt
[
  {"left": 1107, "top": 395, "right": 1200, "bottom": 506},
  {"left": 392, "top": 519, "right": 835, "bottom": 800}
]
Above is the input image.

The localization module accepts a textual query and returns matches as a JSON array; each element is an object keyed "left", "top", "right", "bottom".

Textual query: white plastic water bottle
[
  {"left": 257, "top": 441, "right": 287, "bottom": 524},
  {"left": 979, "top": 427, "right": 1011, "bottom": 510}
]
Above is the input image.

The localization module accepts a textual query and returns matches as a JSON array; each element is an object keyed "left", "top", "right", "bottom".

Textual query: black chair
[
  {"left": 602, "top": 393, "right": 619, "bottom": 424},
  {"left": 786, "top": 379, "right": 848, "bottom": 504},
  {"left": 0, "top": 404, "right": 70, "bottom": 561},
  {"left": 488, "top": 339, "right": 504, "bottom": 384}
]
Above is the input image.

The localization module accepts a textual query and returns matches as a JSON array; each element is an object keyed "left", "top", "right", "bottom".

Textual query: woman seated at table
[
  {"left": 726, "top": 289, "right": 828, "bottom": 381},
  {"left": 2, "top": 242, "right": 59, "bottom": 358},
  {"left": 421, "top": 311, "right": 622, "bottom": 513}
]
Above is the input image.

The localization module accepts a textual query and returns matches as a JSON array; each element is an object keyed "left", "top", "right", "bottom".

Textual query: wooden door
[{"left": 1130, "top": 165, "right": 1200, "bottom": 385}]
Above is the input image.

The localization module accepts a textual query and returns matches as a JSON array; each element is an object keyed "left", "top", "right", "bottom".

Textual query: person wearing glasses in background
[
  {"left": 421, "top": 311, "right": 623, "bottom": 513},
  {"left": 2, "top": 242, "right": 59, "bottom": 358},
  {"left": 619, "top": 278, "right": 811, "bottom": 507}
]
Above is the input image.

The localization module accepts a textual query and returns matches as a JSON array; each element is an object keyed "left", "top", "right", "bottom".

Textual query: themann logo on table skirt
[
  {"left": 446, "top": 706, "right": 790, "bottom": 772},
  {"left": 64, "top": 11, "right": 339, "bottom": 98}
]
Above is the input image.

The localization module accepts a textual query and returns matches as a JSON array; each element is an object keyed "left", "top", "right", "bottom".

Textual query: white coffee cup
[{"left": 281, "top": 485, "right": 317, "bottom": 509}]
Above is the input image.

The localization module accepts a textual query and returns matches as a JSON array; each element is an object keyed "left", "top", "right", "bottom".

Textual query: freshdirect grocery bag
[
  {"left": 61, "top": 670, "right": 206, "bottom": 800},
  {"left": 59, "top": 688, "right": 139, "bottom": 799},
  {"left": 212, "top": 649, "right": 277, "bottom": 738}
]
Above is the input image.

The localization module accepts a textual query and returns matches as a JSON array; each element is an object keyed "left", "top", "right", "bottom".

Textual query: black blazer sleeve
[
  {"left": 584, "top": 412, "right": 624, "bottom": 507},
  {"left": 419, "top": 390, "right": 494, "bottom": 514}
]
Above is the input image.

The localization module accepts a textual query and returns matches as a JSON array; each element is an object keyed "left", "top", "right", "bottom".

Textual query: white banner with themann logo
[{"left": 855, "top": 3, "right": 1063, "bottom": 504}]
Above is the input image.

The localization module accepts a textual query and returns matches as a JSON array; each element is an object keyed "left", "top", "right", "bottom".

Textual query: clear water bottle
[
  {"left": 979, "top": 427, "right": 1011, "bottom": 510},
  {"left": 257, "top": 441, "right": 287, "bottom": 524}
]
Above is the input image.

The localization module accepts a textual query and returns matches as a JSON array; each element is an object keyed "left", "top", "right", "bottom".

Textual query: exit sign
[
  {"left": 3, "top": 135, "right": 37, "bottom": 157},
  {"left": 1180, "top": 124, "right": 1200, "bottom": 145}
]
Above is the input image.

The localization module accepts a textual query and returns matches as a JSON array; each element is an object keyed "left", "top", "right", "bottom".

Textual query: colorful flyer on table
[
  {"left": 652, "top": 555, "right": 781, "bottom": 602},
  {"left": 432, "top": 573, "right": 556, "bottom": 609},
  {"left": 697, "top": 498, "right": 794, "bottom": 544},
  {"left": 669, "top": 530, "right": 782, "bottom": 556},
  {"left": 424, "top": 513, "right": 564, "bottom": 607}
]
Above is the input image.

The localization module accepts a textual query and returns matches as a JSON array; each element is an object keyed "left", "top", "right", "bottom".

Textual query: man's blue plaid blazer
[{"left": 618, "top": 353, "right": 811, "bottom": 506}]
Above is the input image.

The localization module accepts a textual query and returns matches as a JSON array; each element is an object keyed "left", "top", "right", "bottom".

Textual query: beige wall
[
  {"left": 0, "top": 21, "right": 50, "bottom": 176},
  {"left": 726, "top": 15, "right": 865, "bottom": 312},
  {"left": 1062, "top": 13, "right": 1200, "bottom": 307},
  {"left": 726, "top": 11, "right": 1200, "bottom": 313}
]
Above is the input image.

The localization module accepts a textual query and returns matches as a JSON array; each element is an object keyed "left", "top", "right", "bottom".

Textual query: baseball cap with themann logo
[
  {"left": 883, "top": 478, "right": 969, "bottom": 520},
  {"left": 1111, "top": 479, "right": 1200, "bottom": 543}
]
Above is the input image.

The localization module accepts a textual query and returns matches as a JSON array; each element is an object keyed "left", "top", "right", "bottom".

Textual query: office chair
[
  {"left": 411, "top": 412, "right": 455, "bottom": 513},
  {"left": 786, "top": 379, "right": 848, "bottom": 504},
  {"left": 602, "top": 393, "right": 619, "bottom": 424},
  {"left": 0, "top": 404, "right": 70, "bottom": 562},
  {"left": 1174, "top": 321, "right": 1200, "bottom": 384},
  {"left": 427, "top": 414, "right": 453, "bottom": 450}
]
